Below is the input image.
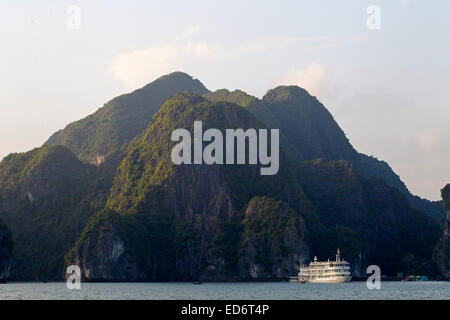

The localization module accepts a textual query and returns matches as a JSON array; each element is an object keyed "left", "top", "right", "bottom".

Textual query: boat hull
[{"left": 307, "top": 276, "right": 352, "bottom": 284}]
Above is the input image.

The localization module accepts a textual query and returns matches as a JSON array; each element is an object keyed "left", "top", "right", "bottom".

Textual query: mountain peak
[
  {"left": 45, "top": 72, "right": 209, "bottom": 163},
  {"left": 136, "top": 71, "right": 209, "bottom": 96},
  {"left": 204, "top": 88, "right": 258, "bottom": 107},
  {"left": 442, "top": 184, "right": 450, "bottom": 209},
  {"left": 159, "top": 71, "right": 193, "bottom": 78},
  {"left": 263, "top": 85, "right": 312, "bottom": 103},
  {"left": 146, "top": 71, "right": 204, "bottom": 86}
]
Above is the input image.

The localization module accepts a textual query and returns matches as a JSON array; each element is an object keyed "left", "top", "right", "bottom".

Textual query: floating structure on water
[{"left": 291, "top": 249, "right": 352, "bottom": 283}]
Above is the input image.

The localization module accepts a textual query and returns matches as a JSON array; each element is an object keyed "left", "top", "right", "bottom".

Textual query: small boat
[
  {"left": 289, "top": 276, "right": 300, "bottom": 282},
  {"left": 297, "top": 280, "right": 307, "bottom": 284},
  {"left": 193, "top": 281, "right": 202, "bottom": 285},
  {"left": 403, "top": 275, "right": 430, "bottom": 282}
]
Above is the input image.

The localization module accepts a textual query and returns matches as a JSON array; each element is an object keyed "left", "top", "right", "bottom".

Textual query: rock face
[
  {"left": 69, "top": 93, "right": 310, "bottom": 281},
  {"left": 68, "top": 91, "right": 439, "bottom": 281},
  {"left": 434, "top": 184, "right": 450, "bottom": 279},
  {"left": 238, "top": 197, "right": 308, "bottom": 279},
  {"left": 72, "top": 220, "right": 140, "bottom": 281},
  {"left": 46, "top": 72, "right": 209, "bottom": 163},
  {"left": 296, "top": 159, "right": 440, "bottom": 277},
  {"left": 0, "top": 145, "right": 113, "bottom": 280},
  {"left": 0, "top": 222, "right": 13, "bottom": 281},
  {"left": 1, "top": 73, "right": 443, "bottom": 281},
  {"left": 205, "top": 88, "right": 446, "bottom": 222}
]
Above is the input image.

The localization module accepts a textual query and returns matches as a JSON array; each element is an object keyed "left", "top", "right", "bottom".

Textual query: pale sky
[{"left": 1, "top": 0, "right": 449, "bottom": 200}]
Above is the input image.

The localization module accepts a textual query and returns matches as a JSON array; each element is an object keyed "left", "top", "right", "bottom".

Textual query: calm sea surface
[{"left": 0, "top": 281, "right": 448, "bottom": 300}]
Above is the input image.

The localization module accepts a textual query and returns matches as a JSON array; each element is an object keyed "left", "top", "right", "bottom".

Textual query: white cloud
[
  {"left": 184, "top": 41, "right": 213, "bottom": 58},
  {"left": 109, "top": 35, "right": 366, "bottom": 92},
  {"left": 107, "top": 39, "right": 275, "bottom": 90},
  {"left": 181, "top": 26, "right": 202, "bottom": 38},
  {"left": 417, "top": 129, "right": 440, "bottom": 153},
  {"left": 316, "top": 65, "right": 450, "bottom": 200},
  {"left": 274, "top": 62, "right": 326, "bottom": 97},
  {"left": 109, "top": 45, "right": 179, "bottom": 90}
]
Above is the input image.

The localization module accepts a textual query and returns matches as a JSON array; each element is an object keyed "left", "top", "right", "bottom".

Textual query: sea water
[{"left": 0, "top": 281, "right": 448, "bottom": 300}]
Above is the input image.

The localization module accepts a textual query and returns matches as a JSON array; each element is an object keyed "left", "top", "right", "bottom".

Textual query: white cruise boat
[{"left": 298, "top": 249, "right": 352, "bottom": 283}]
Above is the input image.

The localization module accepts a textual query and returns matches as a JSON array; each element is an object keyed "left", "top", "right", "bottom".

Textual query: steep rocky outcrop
[
  {"left": 434, "top": 184, "right": 450, "bottom": 279},
  {"left": 0, "top": 145, "right": 114, "bottom": 280},
  {"left": 68, "top": 91, "right": 440, "bottom": 281},
  {"left": 296, "top": 159, "right": 440, "bottom": 276},
  {"left": 68, "top": 93, "right": 310, "bottom": 281},
  {"left": 206, "top": 87, "right": 357, "bottom": 163},
  {"left": 238, "top": 197, "right": 308, "bottom": 279},
  {"left": 204, "top": 89, "right": 304, "bottom": 161},
  {"left": 358, "top": 153, "right": 445, "bottom": 222},
  {"left": 1, "top": 72, "right": 443, "bottom": 281},
  {"left": 71, "top": 218, "right": 140, "bottom": 281},
  {"left": 205, "top": 87, "right": 445, "bottom": 222},
  {"left": 262, "top": 86, "right": 359, "bottom": 163},
  {"left": 46, "top": 72, "right": 209, "bottom": 163},
  {"left": 0, "top": 222, "right": 13, "bottom": 281}
]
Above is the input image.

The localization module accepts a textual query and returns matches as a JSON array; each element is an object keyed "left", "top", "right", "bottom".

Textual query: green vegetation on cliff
[
  {"left": 0, "top": 145, "right": 115, "bottom": 280},
  {"left": 205, "top": 87, "right": 445, "bottom": 222},
  {"left": 239, "top": 197, "right": 306, "bottom": 277},
  {"left": 296, "top": 159, "right": 440, "bottom": 275},
  {"left": 68, "top": 91, "right": 441, "bottom": 280},
  {"left": 46, "top": 72, "right": 209, "bottom": 163},
  {"left": 107, "top": 92, "right": 298, "bottom": 214},
  {"left": 433, "top": 184, "right": 450, "bottom": 279},
  {"left": 68, "top": 93, "right": 313, "bottom": 281},
  {"left": 0, "top": 220, "right": 13, "bottom": 280},
  {"left": 0, "top": 72, "right": 444, "bottom": 281},
  {"left": 442, "top": 184, "right": 450, "bottom": 210}
]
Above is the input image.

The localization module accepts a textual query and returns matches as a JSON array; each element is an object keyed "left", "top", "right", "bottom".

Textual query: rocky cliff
[
  {"left": 0, "top": 222, "right": 13, "bottom": 281},
  {"left": 0, "top": 145, "right": 114, "bottom": 280},
  {"left": 67, "top": 92, "right": 440, "bottom": 281},
  {"left": 68, "top": 93, "right": 310, "bottom": 281},
  {"left": 205, "top": 88, "right": 445, "bottom": 223},
  {"left": 238, "top": 197, "right": 308, "bottom": 279},
  {"left": 434, "top": 184, "right": 450, "bottom": 279},
  {"left": 70, "top": 215, "right": 141, "bottom": 281},
  {"left": 296, "top": 159, "right": 440, "bottom": 277},
  {"left": 0, "top": 72, "right": 443, "bottom": 281},
  {"left": 46, "top": 72, "right": 209, "bottom": 163}
]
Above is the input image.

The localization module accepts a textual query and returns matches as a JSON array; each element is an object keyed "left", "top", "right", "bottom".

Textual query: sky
[{"left": 1, "top": 0, "right": 449, "bottom": 200}]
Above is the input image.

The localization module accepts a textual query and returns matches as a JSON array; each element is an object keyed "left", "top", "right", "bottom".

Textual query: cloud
[
  {"left": 109, "top": 45, "right": 179, "bottom": 90},
  {"left": 183, "top": 41, "right": 213, "bottom": 58},
  {"left": 109, "top": 34, "right": 366, "bottom": 91},
  {"left": 417, "top": 129, "right": 440, "bottom": 153},
  {"left": 315, "top": 64, "right": 450, "bottom": 200},
  {"left": 181, "top": 26, "right": 202, "bottom": 38},
  {"left": 274, "top": 62, "right": 326, "bottom": 97}
]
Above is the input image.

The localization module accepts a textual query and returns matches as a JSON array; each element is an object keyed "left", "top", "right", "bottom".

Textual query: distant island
[{"left": 0, "top": 72, "right": 448, "bottom": 282}]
